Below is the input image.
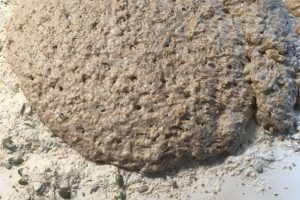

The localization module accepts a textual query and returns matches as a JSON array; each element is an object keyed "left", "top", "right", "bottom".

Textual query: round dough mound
[{"left": 5, "top": 0, "right": 297, "bottom": 172}]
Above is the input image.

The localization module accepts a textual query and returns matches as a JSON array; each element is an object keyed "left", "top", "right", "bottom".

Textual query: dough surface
[{"left": 5, "top": 0, "right": 297, "bottom": 172}]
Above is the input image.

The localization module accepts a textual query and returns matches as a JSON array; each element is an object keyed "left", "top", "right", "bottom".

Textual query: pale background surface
[{"left": 1, "top": 1, "right": 300, "bottom": 200}]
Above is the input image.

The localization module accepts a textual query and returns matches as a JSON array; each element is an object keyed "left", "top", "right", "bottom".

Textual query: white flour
[{"left": 1, "top": 1, "right": 300, "bottom": 200}]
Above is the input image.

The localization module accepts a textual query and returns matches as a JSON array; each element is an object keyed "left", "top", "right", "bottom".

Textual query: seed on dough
[
  {"left": 8, "top": 157, "right": 24, "bottom": 166},
  {"left": 137, "top": 185, "right": 149, "bottom": 193},
  {"left": 116, "top": 174, "right": 124, "bottom": 188},
  {"left": 18, "top": 178, "right": 29, "bottom": 186},
  {"left": 58, "top": 187, "right": 71, "bottom": 199},
  {"left": 20, "top": 103, "right": 26, "bottom": 115},
  {"left": 2, "top": 137, "right": 17, "bottom": 152}
]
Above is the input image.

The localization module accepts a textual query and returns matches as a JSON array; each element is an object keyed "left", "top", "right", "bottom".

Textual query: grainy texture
[
  {"left": 5, "top": 0, "right": 297, "bottom": 172},
  {"left": 284, "top": 0, "right": 300, "bottom": 34}
]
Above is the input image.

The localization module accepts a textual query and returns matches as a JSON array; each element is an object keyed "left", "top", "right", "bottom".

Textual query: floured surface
[
  {"left": 1, "top": 1, "right": 300, "bottom": 200},
  {"left": 1, "top": 68, "right": 300, "bottom": 200},
  {"left": 4, "top": 0, "right": 299, "bottom": 173}
]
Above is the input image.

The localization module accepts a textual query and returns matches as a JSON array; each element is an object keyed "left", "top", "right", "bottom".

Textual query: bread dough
[{"left": 5, "top": 0, "right": 297, "bottom": 172}]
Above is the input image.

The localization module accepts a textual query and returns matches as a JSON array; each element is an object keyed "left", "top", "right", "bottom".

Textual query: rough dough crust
[{"left": 5, "top": 0, "right": 297, "bottom": 172}]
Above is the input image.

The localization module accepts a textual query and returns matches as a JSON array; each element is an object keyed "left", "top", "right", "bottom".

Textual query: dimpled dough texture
[{"left": 5, "top": 0, "right": 298, "bottom": 172}]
